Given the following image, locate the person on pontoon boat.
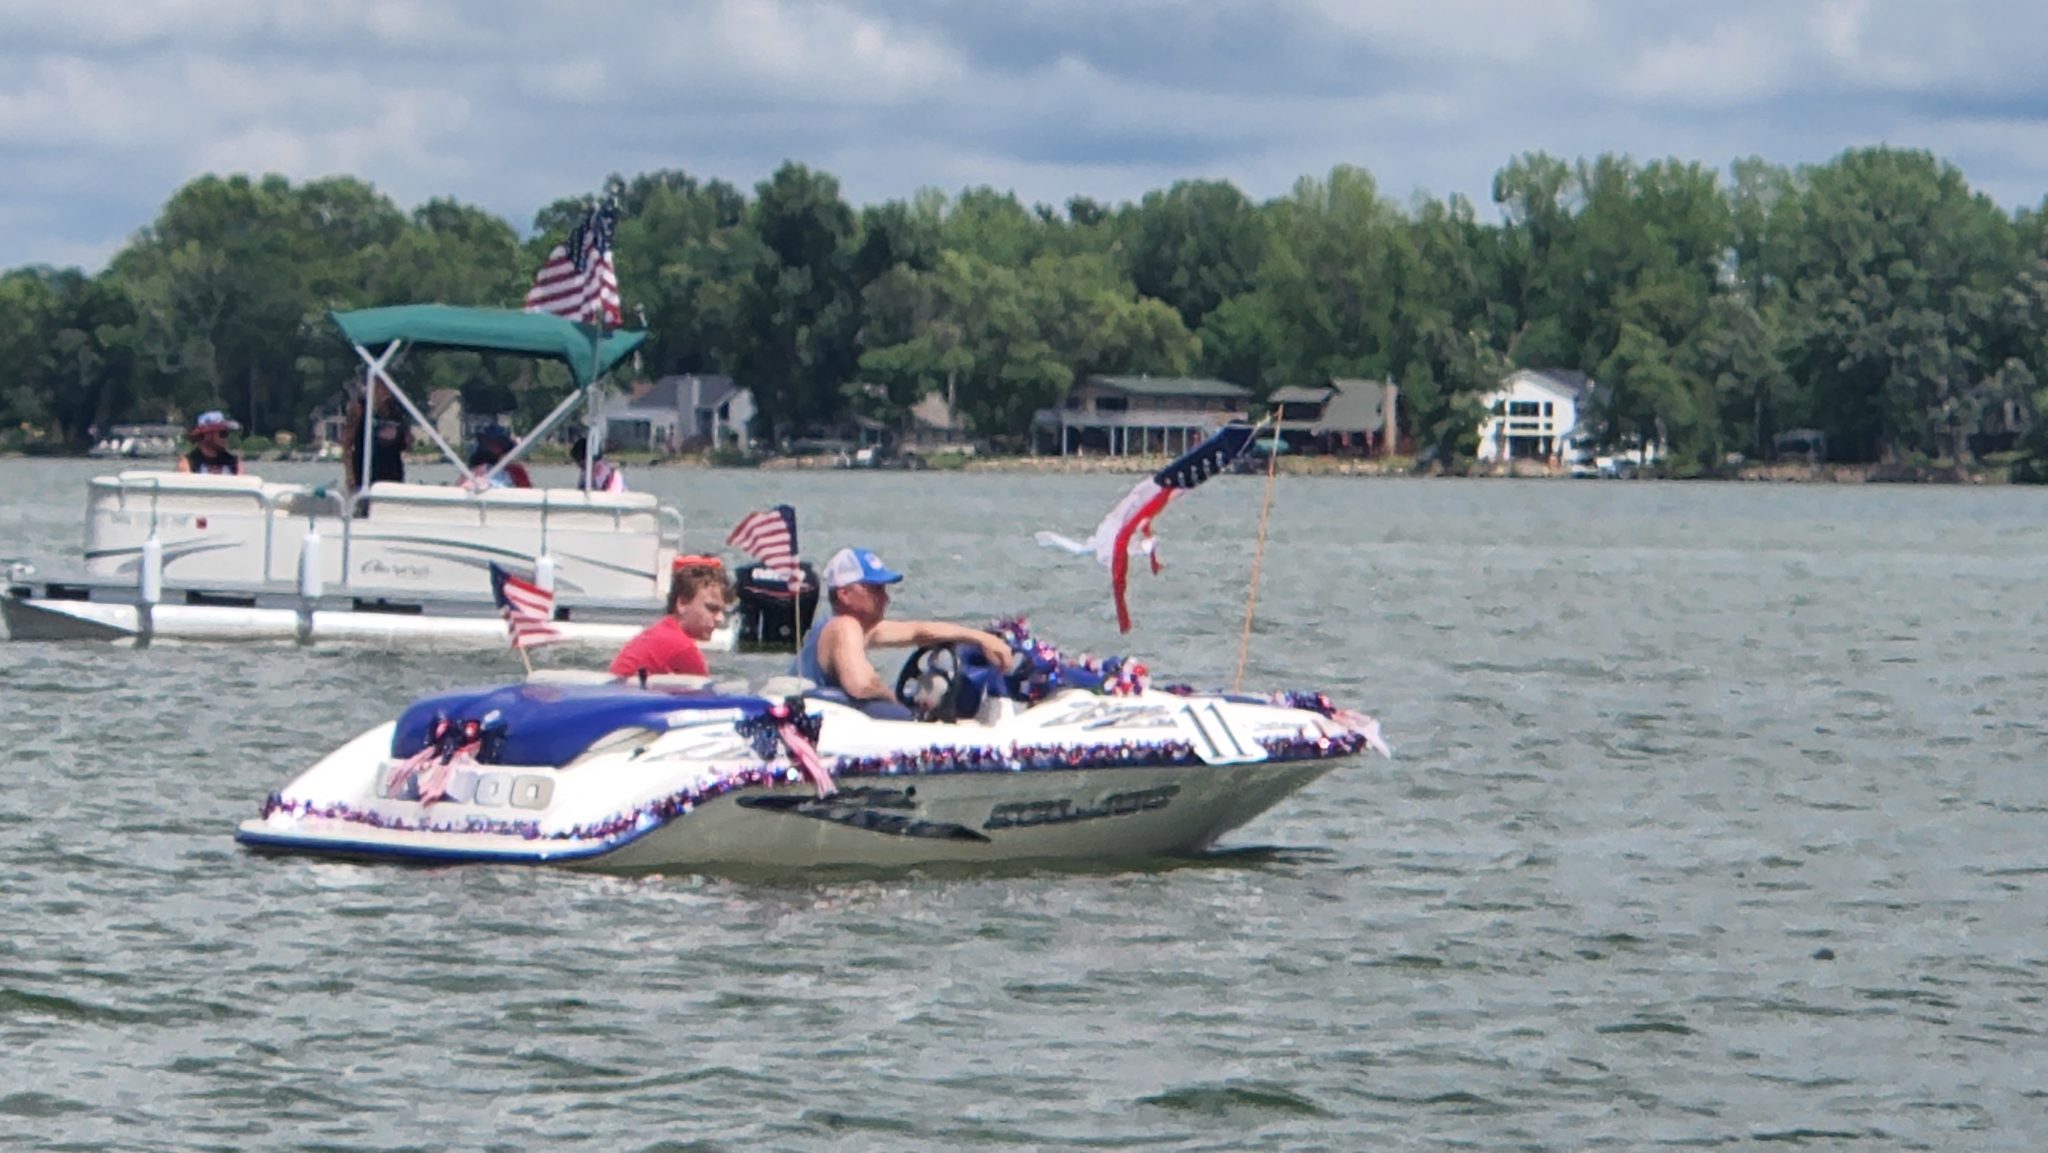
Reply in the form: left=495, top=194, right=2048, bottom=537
left=570, top=435, right=626, bottom=493
left=342, top=380, right=412, bottom=506
left=609, top=556, right=733, bottom=680
left=465, top=425, right=532, bottom=490
left=797, top=547, right=1013, bottom=719
left=176, top=410, right=242, bottom=475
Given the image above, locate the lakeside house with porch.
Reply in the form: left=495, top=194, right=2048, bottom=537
left=1267, top=378, right=1401, bottom=455
left=1474, top=369, right=1593, bottom=465
left=599, top=374, right=754, bottom=452
left=1033, top=374, right=1251, bottom=456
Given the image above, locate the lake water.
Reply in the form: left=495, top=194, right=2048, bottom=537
left=2, top=458, right=2044, bottom=1151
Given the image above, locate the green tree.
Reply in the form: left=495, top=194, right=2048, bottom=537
left=1774, top=147, right=2012, bottom=463
left=1121, top=179, right=1267, bottom=331
left=738, top=162, right=858, bottom=441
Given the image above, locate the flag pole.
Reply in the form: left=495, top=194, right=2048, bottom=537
left=586, top=219, right=603, bottom=491
left=1232, top=418, right=1283, bottom=692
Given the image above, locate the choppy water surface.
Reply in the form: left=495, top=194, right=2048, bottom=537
left=2, top=458, right=2045, bottom=1151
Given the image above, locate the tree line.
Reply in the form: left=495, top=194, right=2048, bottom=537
left=6, top=146, right=2048, bottom=476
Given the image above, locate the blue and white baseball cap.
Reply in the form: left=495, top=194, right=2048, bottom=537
left=822, top=547, right=904, bottom=590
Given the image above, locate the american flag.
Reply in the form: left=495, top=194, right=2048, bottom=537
left=1034, top=422, right=1260, bottom=633
left=489, top=562, right=563, bottom=649
left=727, top=505, right=799, bottom=580
left=523, top=201, right=622, bottom=327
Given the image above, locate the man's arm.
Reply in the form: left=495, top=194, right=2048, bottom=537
left=868, top=619, right=1014, bottom=671
left=818, top=616, right=891, bottom=700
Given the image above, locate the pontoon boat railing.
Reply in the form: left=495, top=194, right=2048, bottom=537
left=101, top=474, right=284, bottom=575
left=98, top=473, right=677, bottom=596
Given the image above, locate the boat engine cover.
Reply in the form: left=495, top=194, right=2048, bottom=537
left=392, top=683, right=767, bottom=768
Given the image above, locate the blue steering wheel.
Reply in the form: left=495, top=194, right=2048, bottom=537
left=894, top=643, right=1023, bottom=722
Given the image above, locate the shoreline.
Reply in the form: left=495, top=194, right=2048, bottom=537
left=745, top=453, right=2011, bottom=484
left=0, top=449, right=2011, bottom=484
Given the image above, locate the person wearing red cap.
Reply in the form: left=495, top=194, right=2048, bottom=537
left=177, top=411, right=242, bottom=475
left=609, top=557, right=733, bottom=679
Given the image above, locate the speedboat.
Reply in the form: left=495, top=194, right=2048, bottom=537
left=3, top=305, right=733, bottom=652
left=235, top=634, right=1390, bottom=871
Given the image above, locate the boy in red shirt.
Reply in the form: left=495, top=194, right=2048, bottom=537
left=609, top=557, right=732, bottom=678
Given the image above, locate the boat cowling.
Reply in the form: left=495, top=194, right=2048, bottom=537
left=393, top=683, right=775, bottom=769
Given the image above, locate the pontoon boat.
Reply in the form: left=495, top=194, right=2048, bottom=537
left=3, top=306, right=732, bottom=651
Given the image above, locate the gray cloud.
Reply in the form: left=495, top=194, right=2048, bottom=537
left=2, top=0, right=2047, bottom=270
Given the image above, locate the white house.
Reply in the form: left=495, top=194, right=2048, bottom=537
left=1474, top=369, right=1592, bottom=465
left=599, top=374, right=755, bottom=452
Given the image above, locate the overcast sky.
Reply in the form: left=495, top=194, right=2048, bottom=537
left=4, top=0, right=2047, bottom=271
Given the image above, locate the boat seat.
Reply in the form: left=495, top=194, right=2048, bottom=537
left=526, top=669, right=716, bottom=692
left=644, top=673, right=713, bottom=690
left=755, top=675, right=816, bottom=699
left=527, top=669, right=617, bottom=685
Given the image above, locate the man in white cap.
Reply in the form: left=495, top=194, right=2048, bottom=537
left=797, top=546, right=1013, bottom=714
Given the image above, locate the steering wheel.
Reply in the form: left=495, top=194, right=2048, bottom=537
left=894, top=642, right=1024, bottom=722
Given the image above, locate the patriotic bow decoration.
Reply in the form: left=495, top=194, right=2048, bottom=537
left=736, top=698, right=834, bottom=797
left=1034, top=422, right=1260, bottom=632
left=385, top=715, right=495, bottom=805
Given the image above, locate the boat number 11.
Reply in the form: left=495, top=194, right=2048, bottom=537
left=1177, top=703, right=1266, bottom=764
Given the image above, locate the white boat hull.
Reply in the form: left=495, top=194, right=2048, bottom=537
left=6, top=468, right=726, bottom=652
left=1, top=594, right=736, bottom=651
left=236, top=686, right=1385, bottom=872
left=240, top=759, right=1341, bottom=869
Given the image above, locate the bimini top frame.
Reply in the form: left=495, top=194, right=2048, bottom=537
left=328, top=305, right=649, bottom=493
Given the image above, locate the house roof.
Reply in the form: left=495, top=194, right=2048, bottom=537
left=687, top=375, right=741, bottom=412
left=1268, top=385, right=1335, bottom=406
left=621, top=374, right=741, bottom=414
left=1506, top=368, right=1592, bottom=400
left=910, top=392, right=957, bottom=431
left=1313, top=379, right=1392, bottom=434
left=1088, top=374, right=1251, bottom=400
left=427, top=388, right=461, bottom=421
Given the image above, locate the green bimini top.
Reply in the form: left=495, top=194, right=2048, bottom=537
left=329, top=305, right=647, bottom=390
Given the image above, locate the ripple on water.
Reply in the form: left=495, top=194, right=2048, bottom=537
left=1138, top=1081, right=1334, bottom=1119
left=0, top=1091, right=92, bottom=1118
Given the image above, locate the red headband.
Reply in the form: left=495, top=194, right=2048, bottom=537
left=672, top=554, right=725, bottom=571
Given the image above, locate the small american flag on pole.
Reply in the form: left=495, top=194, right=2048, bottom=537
left=489, top=562, right=563, bottom=649
left=727, top=505, right=799, bottom=579
left=523, top=200, right=622, bottom=327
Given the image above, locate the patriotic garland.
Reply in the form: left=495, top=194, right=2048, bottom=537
left=990, top=616, right=1150, bottom=700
